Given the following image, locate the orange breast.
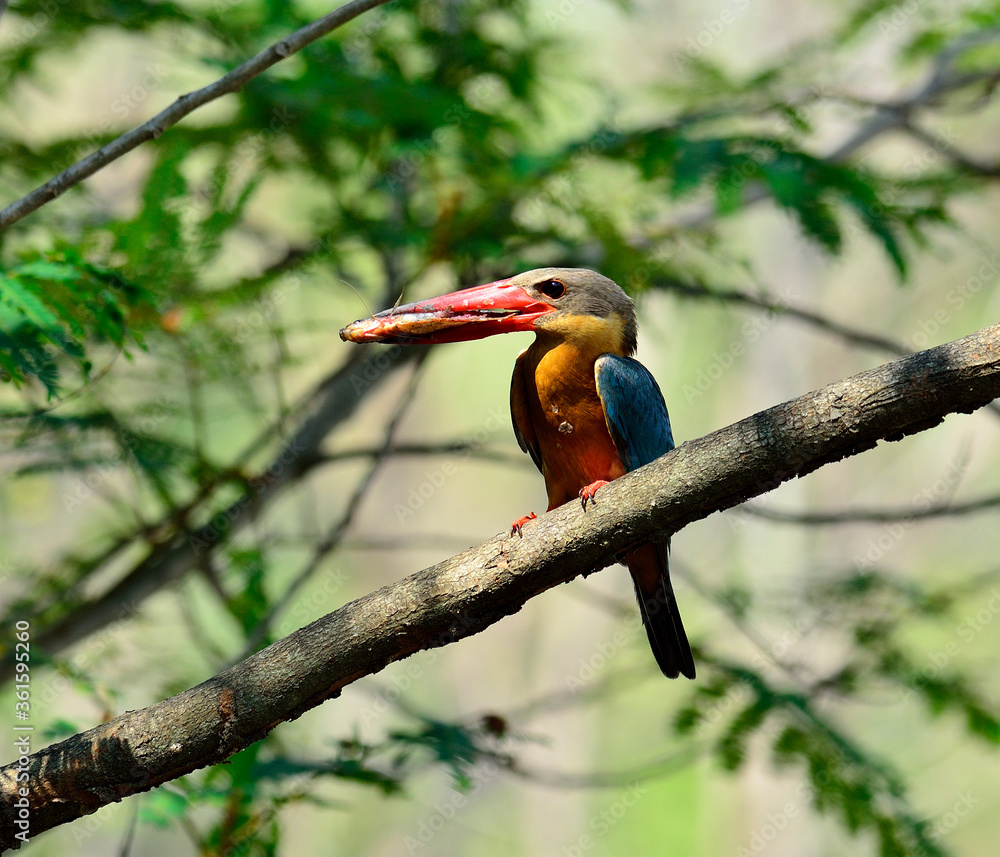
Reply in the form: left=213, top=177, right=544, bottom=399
left=520, top=339, right=626, bottom=510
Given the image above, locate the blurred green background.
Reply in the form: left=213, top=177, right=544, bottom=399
left=1, top=0, right=999, bottom=854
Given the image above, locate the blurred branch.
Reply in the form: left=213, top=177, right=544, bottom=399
left=740, top=493, right=1000, bottom=525
left=656, top=277, right=907, bottom=354
left=507, top=746, right=705, bottom=789
left=679, top=563, right=825, bottom=690
left=900, top=122, right=1000, bottom=178
left=240, top=353, right=431, bottom=654
left=320, top=442, right=524, bottom=465
left=2, top=322, right=999, bottom=846
left=0, top=0, right=392, bottom=230
left=342, top=534, right=484, bottom=552
left=648, top=31, right=1000, bottom=235
left=1, top=345, right=425, bottom=680
left=501, top=662, right=656, bottom=722
left=657, top=276, right=1000, bottom=422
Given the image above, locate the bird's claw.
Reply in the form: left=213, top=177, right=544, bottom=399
left=510, top=512, right=537, bottom=537
left=579, top=480, right=610, bottom=510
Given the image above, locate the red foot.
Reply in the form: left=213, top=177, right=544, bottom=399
left=510, top=512, right=537, bottom=537
left=579, top=480, right=610, bottom=510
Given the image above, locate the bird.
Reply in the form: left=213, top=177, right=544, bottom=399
left=340, top=268, right=695, bottom=679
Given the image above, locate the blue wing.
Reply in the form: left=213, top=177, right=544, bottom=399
left=596, top=355, right=693, bottom=678
left=594, top=354, right=674, bottom=472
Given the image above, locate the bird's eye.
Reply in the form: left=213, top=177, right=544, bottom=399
left=539, top=279, right=565, bottom=299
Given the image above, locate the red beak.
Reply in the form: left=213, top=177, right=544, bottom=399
left=339, top=278, right=556, bottom=344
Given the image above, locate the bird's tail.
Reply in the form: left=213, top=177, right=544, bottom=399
left=625, top=541, right=695, bottom=679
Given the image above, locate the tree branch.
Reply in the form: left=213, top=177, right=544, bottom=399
left=648, top=32, right=1000, bottom=234
left=239, top=353, right=431, bottom=655
left=2, top=345, right=425, bottom=679
left=655, top=276, right=1000, bottom=422
left=0, top=0, right=391, bottom=231
left=655, top=277, right=909, bottom=355
left=739, top=493, right=1000, bottom=525
left=901, top=121, right=1000, bottom=178
left=2, top=323, right=998, bottom=849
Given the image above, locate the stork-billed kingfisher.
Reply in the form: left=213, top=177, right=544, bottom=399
left=340, top=268, right=695, bottom=679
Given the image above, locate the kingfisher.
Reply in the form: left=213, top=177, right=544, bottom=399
left=340, top=268, right=695, bottom=679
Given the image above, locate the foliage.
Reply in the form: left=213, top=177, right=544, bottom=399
left=140, top=716, right=512, bottom=853
left=0, top=251, right=153, bottom=396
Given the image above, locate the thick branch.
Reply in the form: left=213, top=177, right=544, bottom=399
left=0, top=0, right=391, bottom=231
left=2, top=323, right=998, bottom=849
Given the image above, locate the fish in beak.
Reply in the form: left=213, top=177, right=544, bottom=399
left=339, top=278, right=558, bottom=345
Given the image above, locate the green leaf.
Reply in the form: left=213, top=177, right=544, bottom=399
left=0, top=252, right=154, bottom=397
left=140, top=789, right=191, bottom=827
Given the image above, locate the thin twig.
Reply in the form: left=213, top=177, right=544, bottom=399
left=319, top=442, right=525, bottom=465
left=657, top=277, right=907, bottom=354
left=646, top=34, right=1000, bottom=236
left=117, top=797, right=140, bottom=857
left=901, top=122, right=1000, bottom=178
left=507, top=745, right=706, bottom=789
left=739, top=493, right=1000, bottom=525
left=3, top=345, right=424, bottom=676
left=240, top=354, right=431, bottom=655
left=658, top=276, right=1000, bottom=422
left=0, top=0, right=392, bottom=230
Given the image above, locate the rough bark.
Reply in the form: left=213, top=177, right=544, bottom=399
left=1, top=323, right=998, bottom=850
